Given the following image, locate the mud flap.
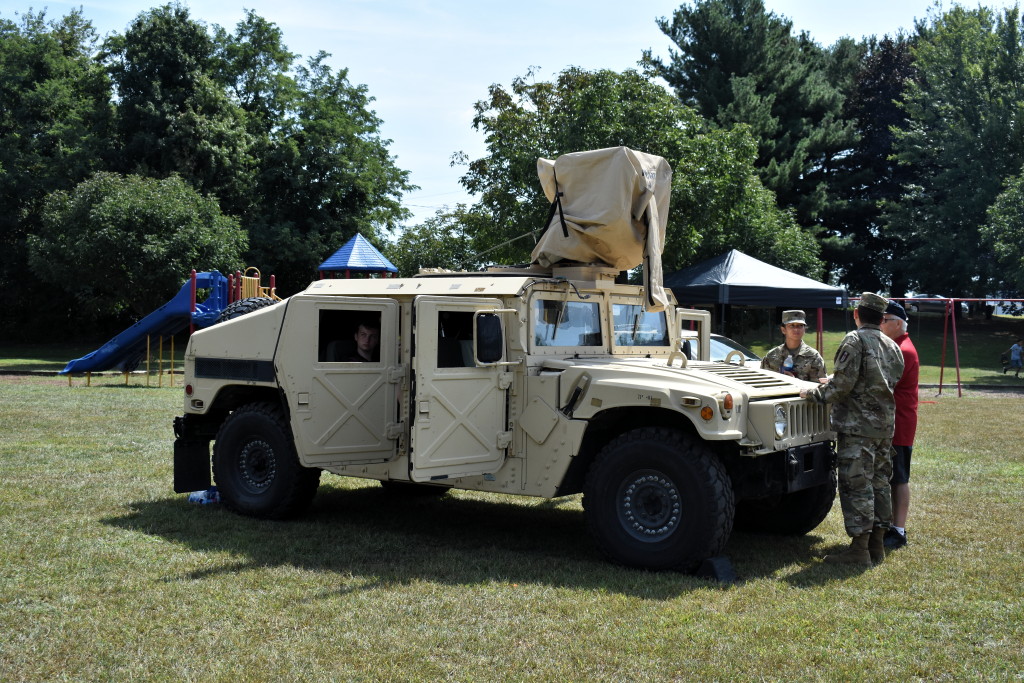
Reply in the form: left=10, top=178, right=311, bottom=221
left=173, top=438, right=211, bottom=493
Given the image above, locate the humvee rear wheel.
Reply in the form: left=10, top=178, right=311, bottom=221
left=583, top=427, right=734, bottom=571
left=213, top=402, right=320, bottom=519
left=734, top=469, right=837, bottom=535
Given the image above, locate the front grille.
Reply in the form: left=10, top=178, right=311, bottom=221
left=194, top=357, right=275, bottom=382
left=787, top=400, right=830, bottom=438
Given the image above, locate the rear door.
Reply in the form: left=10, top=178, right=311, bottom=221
left=411, top=296, right=510, bottom=482
left=277, top=295, right=402, bottom=467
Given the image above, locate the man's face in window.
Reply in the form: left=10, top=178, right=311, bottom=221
left=354, top=324, right=380, bottom=360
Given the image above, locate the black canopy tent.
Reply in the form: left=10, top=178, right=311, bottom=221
left=664, top=249, right=847, bottom=349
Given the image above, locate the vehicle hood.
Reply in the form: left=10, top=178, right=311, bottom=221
left=539, top=355, right=813, bottom=400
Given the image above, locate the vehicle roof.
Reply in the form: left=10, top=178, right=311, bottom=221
left=302, top=273, right=653, bottom=299
left=304, top=275, right=539, bottom=298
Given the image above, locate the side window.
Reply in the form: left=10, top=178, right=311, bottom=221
left=318, top=310, right=382, bottom=363
left=533, top=299, right=603, bottom=347
left=612, top=304, right=669, bottom=347
left=436, top=310, right=475, bottom=368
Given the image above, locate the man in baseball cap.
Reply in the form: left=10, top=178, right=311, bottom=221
left=800, top=293, right=905, bottom=566
left=879, top=299, right=918, bottom=550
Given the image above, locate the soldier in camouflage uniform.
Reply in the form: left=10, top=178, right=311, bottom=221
left=761, top=309, right=827, bottom=382
left=800, top=293, right=904, bottom=566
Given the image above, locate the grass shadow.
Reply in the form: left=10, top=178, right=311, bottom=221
left=104, top=482, right=843, bottom=596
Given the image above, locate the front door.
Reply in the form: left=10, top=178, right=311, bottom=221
left=411, top=296, right=509, bottom=481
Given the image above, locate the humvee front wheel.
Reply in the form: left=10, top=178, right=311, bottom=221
left=213, top=402, right=320, bottom=519
left=583, top=427, right=734, bottom=571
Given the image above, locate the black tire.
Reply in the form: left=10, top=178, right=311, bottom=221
left=733, top=469, right=837, bottom=535
left=582, top=427, right=735, bottom=571
left=212, top=402, right=320, bottom=519
left=379, top=480, right=451, bottom=498
left=215, top=296, right=277, bottom=324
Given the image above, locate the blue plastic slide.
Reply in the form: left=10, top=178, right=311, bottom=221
left=60, top=271, right=229, bottom=375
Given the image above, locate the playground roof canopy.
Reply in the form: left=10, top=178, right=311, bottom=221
left=665, top=249, right=847, bottom=308
left=318, top=233, right=398, bottom=274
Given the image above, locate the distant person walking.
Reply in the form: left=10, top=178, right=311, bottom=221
left=761, top=310, right=827, bottom=382
left=800, top=293, right=904, bottom=566
left=880, top=301, right=919, bottom=550
left=1006, top=338, right=1023, bottom=378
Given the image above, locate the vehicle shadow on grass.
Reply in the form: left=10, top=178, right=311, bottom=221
left=104, top=483, right=844, bottom=597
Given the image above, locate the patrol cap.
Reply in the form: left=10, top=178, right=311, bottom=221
left=886, top=300, right=908, bottom=321
left=858, top=292, right=889, bottom=313
left=782, top=310, right=807, bottom=325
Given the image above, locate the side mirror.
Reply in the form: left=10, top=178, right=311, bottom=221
left=475, top=313, right=504, bottom=364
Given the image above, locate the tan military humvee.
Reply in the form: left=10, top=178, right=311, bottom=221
left=173, top=148, right=837, bottom=571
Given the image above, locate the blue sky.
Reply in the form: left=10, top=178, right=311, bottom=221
left=3, top=0, right=1020, bottom=226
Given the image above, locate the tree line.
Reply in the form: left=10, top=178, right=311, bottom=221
left=0, top=4, right=411, bottom=338
left=3, top=1, right=1023, bottom=340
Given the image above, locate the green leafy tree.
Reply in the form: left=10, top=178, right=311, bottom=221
left=886, top=5, right=1024, bottom=297
left=101, top=6, right=413, bottom=294
left=28, top=172, right=247, bottom=320
left=101, top=3, right=256, bottom=216
left=648, top=0, right=854, bottom=228
left=0, top=9, right=113, bottom=334
left=456, top=66, right=821, bottom=276
left=823, top=35, right=916, bottom=294
left=386, top=206, right=481, bottom=276
left=982, top=173, right=1024, bottom=294
left=245, top=52, right=415, bottom=291
left=211, top=10, right=298, bottom=137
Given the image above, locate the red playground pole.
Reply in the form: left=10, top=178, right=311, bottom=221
left=950, top=300, right=962, bottom=397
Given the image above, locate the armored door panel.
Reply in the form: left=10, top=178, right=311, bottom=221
left=277, top=296, right=401, bottom=466
left=411, top=296, right=508, bottom=481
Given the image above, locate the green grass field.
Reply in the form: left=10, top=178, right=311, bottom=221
left=1, top=367, right=1022, bottom=679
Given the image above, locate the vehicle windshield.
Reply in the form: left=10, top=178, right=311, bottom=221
left=611, top=304, right=669, bottom=347
left=533, top=299, right=603, bottom=347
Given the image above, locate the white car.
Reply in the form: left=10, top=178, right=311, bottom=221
left=681, top=332, right=762, bottom=369
left=906, top=294, right=969, bottom=315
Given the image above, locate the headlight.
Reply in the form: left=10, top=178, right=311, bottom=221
left=774, top=404, right=788, bottom=439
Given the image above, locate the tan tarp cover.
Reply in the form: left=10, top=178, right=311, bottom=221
left=530, top=146, right=672, bottom=311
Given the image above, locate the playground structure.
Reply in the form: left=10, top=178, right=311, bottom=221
left=61, top=267, right=279, bottom=385
left=855, top=295, right=1024, bottom=397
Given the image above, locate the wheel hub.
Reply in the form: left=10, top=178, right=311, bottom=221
left=239, top=439, right=276, bottom=490
left=618, top=470, right=681, bottom=542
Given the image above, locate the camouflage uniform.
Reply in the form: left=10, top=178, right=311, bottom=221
left=805, top=296, right=905, bottom=537
left=761, top=342, right=827, bottom=382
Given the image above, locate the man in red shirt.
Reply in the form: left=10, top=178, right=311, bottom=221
left=880, top=300, right=919, bottom=549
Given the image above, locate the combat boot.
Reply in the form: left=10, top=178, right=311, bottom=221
left=869, top=526, right=887, bottom=564
left=824, top=532, right=872, bottom=566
